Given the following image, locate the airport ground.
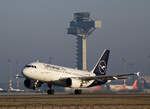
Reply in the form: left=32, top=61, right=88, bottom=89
left=0, top=93, right=150, bottom=109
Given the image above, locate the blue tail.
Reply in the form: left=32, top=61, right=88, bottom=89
left=92, top=49, right=110, bottom=76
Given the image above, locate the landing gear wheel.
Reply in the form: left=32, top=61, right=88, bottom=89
left=33, top=86, right=36, bottom=90
left=47, top=89, right=54, bottom=95
left=74, top=89, right=82, bottom=94
left=47, top=84, right=54, bottom=95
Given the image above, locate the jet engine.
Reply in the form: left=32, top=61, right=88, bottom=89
left=24, top=78, right=42, bottom=90
left=66, top=78, right=82, bottom=88
left=51, top=78, right=82, bottom=88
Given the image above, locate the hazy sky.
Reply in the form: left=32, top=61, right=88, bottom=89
left=0, top=0, right=150, bottom=83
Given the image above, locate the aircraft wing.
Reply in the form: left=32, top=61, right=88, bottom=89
left=74, top=72, right=140, bottom=81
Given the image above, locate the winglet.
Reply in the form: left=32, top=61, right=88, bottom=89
left=133, top=80, right=138, bottom=89
left=136, top=72, right=140, bottom=77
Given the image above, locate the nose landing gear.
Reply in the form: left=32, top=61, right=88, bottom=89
left=47, top=89, right=54, bottom=95
left=74, top=89, right=82, bottom=94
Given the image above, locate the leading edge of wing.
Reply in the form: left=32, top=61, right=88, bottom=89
left=76, top=72, right=140, bottom=81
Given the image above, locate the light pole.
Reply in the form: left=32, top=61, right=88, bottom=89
left=148, top=54, right=150, bottom=76
left=121, top=57, right=126, bottom=74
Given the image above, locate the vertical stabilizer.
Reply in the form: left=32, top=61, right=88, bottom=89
left=92, top=49, right=110, bottom=75
left=133, top=80, right=138, bottom=89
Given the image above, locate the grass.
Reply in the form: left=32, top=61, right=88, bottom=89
left=0, top=94, right=150, bottom=109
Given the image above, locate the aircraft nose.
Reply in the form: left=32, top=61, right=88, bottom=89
left=22, top=68, right=31, bottom=78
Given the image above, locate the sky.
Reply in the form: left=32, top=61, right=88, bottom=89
left=0, top=0, right=150, bottom=84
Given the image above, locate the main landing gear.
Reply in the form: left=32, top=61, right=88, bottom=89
left=47, top=89, right=54, bottom=95
left=74, top=89, right=82, bottom=94
left=47, top=84, right=55, bottom=95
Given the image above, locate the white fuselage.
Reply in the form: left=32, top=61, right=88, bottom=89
left=22, top=62, right=95, bottom=88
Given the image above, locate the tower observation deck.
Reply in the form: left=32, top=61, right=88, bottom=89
left=68, top=12, right=101, bottom=70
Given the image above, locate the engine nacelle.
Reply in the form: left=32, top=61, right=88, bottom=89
left=24, top=79, right=42, bottom=89
left=66, top=78, right=82, bottom=88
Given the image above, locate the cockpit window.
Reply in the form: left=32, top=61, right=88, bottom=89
left=25, top=65, right=36, bottom=68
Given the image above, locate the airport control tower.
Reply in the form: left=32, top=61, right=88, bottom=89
left=68, top=12, right=101, bottom=70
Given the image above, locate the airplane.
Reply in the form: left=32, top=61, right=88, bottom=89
left=107, top=80, right=138, bottom=92
left=8, top=87, right=24, bottom=92
left=0, top=88, right=7, bottom=92
left=22, top=49, right=139, bottom=95
left=8, top=81, right=24, bottom=92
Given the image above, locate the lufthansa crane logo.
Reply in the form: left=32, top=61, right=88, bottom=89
left=98, top=60, right=107, bottom=74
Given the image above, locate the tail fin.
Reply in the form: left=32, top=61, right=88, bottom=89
left=92, top=49, right=110, bottom=75
left=132, top=80, right=138, bottom=89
